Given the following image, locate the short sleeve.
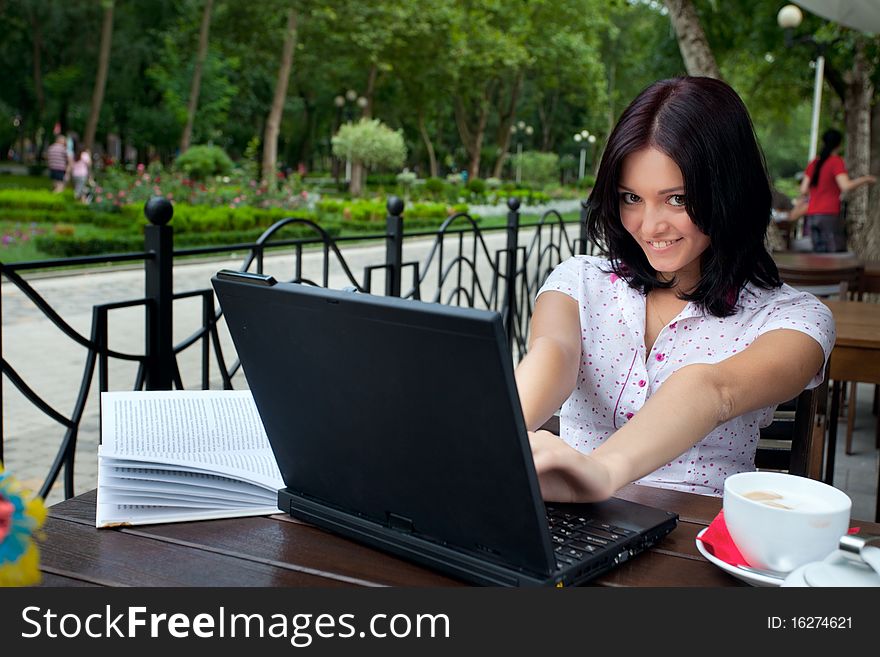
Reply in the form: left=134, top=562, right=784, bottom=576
left=805, top=159, right=816, bottom=179
left=756, top=288, right=836, bottom=389
left=828, top=155, right=847, bottom=178
left=537, top=257, right=583, bottom=303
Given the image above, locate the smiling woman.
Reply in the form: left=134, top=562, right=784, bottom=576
left=514, top=77, right=834, bottom=504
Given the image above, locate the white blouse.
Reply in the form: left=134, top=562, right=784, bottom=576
left=537, top=255, right=835, bottom=496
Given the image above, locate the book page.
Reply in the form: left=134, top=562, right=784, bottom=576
left=100, top=390, right=284, bottom=488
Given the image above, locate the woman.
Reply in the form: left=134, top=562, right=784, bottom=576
left=800, top=128, right=876, bottom=253
left=515, top=77, right=834, bottom=503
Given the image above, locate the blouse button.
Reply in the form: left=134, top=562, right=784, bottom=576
left=656, top=353, right=665, bottom=362
left=625, top=412, right=634, bottom=420
left=638, top=379, right=646, bottom=387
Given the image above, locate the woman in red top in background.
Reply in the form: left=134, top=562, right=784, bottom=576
left=800, top=128, right=876, bottom=252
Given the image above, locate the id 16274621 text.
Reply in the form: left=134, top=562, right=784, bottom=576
left=767, top=617, right=852, bottom=630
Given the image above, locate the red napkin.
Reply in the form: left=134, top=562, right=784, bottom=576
left=697, top=510, right=749, bottom=567
left=697, top=510, right=862, bottom=569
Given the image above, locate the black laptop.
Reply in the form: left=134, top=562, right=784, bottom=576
left=212, top=270, right=678, bottom=586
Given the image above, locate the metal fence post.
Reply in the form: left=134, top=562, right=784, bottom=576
left=504, top=197, right=521, bottom=347
left=385, top=196, right=404, bottom=297
left=144, top=196, right=174, bottom=390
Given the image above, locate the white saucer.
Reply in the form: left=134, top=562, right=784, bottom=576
left=781, top=564, right=810, bottom=587
left=695, top=528, right=782, bottom=587
left=803, top=550, right=880, bottom=587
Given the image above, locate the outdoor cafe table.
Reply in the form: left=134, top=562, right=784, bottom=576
left=821, top=299, right=880, bottom=520
left=36, top=485, right=880, bottom=587
left=772, top=252, right=880, bottom=293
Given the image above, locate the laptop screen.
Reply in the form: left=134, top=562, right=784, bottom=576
left=214, top=275, right=556, bottom=574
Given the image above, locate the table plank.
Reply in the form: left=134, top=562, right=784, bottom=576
left=38, top=515, right=355, bottom=587
left=48, top=491, right=463, bottom=587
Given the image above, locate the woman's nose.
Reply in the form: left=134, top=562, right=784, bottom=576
left=640, top=204, right=670, bottom=235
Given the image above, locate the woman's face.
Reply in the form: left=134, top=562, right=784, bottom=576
left=618, top=147, right=710, bottom=291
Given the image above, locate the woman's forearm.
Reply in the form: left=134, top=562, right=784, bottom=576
left=839, top=174, right=875, bottom=193
left=589, top=363, right=727, bottom=494
left=514, top=336, right=579, bottom=431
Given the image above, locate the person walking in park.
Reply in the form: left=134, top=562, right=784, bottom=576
left=46, top=134, right=70, bottom=193
left=515, top=77, right=833, bottom=503
left=70, top=143, right=93, bottom=202
left=799, top=128, right=876, bottom=253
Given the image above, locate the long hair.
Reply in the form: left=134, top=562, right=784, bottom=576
left=809, top=129, right=842, bottom=188
left=586, top=76, right=780, bottom=317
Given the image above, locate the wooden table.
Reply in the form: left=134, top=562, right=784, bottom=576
left=773, top=252, right=880, bottom=293
left=36, top=486, right=879, bottom=587
left=822, top=300, right=880, bottom=520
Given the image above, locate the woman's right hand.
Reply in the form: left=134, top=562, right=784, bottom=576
left=527, top=430, right=614, bottom=503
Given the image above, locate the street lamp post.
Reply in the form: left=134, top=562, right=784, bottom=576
left=777, top=3, right=825, bottom=162
left=510, top=121, right=533, bottom=184
left=574, top=129, right=594, bottom=180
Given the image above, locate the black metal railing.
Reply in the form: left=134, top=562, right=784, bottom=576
left=0, top=195, right=593, bottom=499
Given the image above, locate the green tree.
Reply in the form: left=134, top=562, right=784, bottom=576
left=331, top=118, right=406, bottom=195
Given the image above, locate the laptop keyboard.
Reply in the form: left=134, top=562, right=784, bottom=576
left=546, top=506, right=636, bottom=571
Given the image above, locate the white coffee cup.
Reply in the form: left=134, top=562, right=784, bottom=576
left=723, top=471, right=851, bottom=573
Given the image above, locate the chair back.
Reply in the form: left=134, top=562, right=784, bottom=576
left=755, top=363, right=830, bottom=479
left=776, top=263, right=864, bottom=299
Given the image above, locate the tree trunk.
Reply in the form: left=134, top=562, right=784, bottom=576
left=28, top=8, right=45, bottom=123
left=662, top=0, right=721, bottom=79
left=347, top=63, right=379, bottom=191
left=362, top=64, right=378, bottom=119
left=417, top=109, right=438, bottom=178
left=539, top=89, right=558, bottom=152
left=83, top=0, right=115, bottom=153
left=261, top=8, right=298, bottom=188
left=491, top=73, right=523, bottom=179
left=844, top=40, right=875, bottom=259
left=349, top=159, right=364, bottom=196
left=180, top=0, right=214, bottom=154
left=454, top=87, right=492, bottom=180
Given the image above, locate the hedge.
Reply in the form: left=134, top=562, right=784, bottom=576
left=33, top=222, right=343, bottom=258
left=0, top=189, right=68, bottom=210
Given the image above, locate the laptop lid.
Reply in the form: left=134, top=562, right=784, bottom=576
left=212, top=272, right=556, bottom=576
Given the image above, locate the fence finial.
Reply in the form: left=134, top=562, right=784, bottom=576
left=144, top=196, right=174, bottom=226
left=507, top=197, right=521, bottom=211
left=386, top=195, right=404, bottom=216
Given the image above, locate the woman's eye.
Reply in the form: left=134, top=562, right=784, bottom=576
left=668, top=194, right=686, bottom=207
left=620, top=192, right=641, bottom=205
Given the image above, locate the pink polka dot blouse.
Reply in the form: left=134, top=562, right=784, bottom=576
left=538, top=255, right=836, bottom=497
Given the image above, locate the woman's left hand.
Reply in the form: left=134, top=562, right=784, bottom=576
left=527, top=430, right=613, bottom=503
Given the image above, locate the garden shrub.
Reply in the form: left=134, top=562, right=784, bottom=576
left=466, top=178, right=487, bottom=196
left=520, top=151, right=559, bottom=185
left=173, top=145, right=234, bottom=180
left=423, top=177, right=445, bottom=196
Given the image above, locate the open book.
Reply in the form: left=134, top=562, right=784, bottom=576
left=96, top=390, right=285, bottom=528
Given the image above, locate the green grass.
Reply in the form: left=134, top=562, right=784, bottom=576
left=0, top=221, right=53, bottom=262
left=0, top=174, right=53, bottom=190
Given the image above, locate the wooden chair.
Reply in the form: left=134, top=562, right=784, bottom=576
left=776, top=264, right=865, bottom=456
left=755, top=371, right=829, bottom=479
left=776, top=262, right=864, bottom=299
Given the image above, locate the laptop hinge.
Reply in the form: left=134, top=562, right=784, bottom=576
left=386, top=512, right=414, bottom=532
